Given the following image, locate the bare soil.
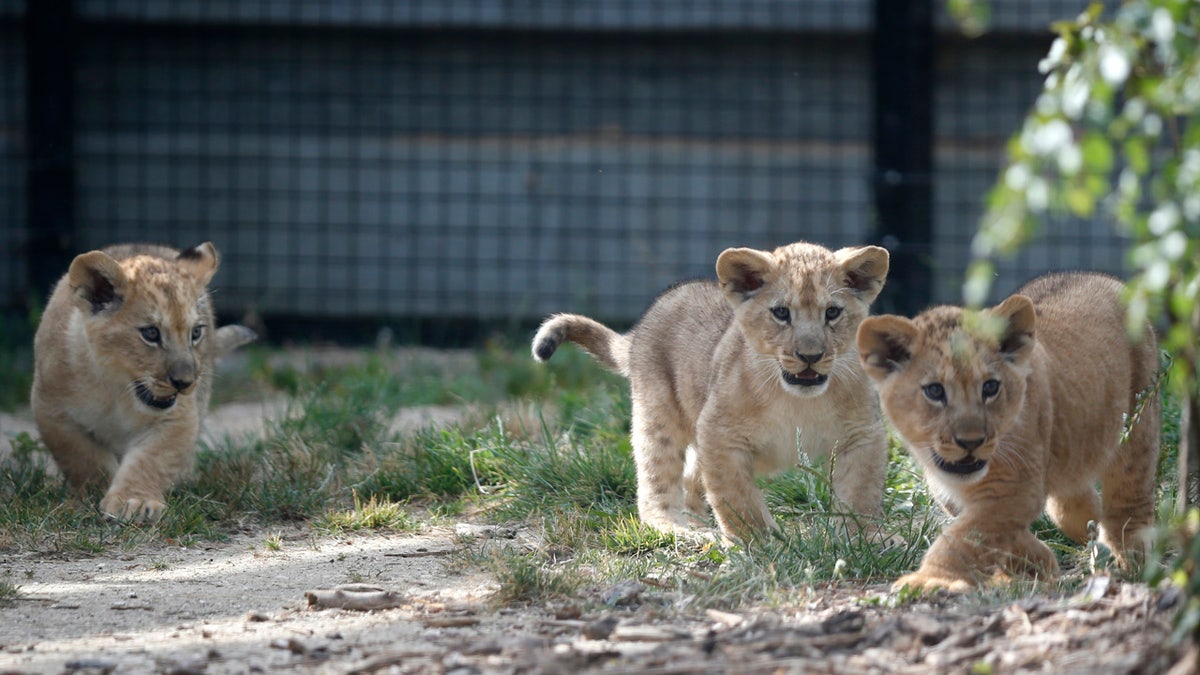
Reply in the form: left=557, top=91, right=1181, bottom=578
left=1, top=400, right=1197, bottom=674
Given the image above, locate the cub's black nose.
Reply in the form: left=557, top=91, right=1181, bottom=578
left=954, top=436, right=984, bottom=452
left=169, top=376, right=193, bottom=392
left=796, top=352, right=824, bottom=365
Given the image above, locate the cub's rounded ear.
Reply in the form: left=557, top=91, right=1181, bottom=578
left=177, top=241, right=220, bottom=284
left=835, top=245, right=889, bottom=303
left=68, top=250, right=128, bottom=314
left=856, top=315, right=917, bottom=381
left=716, top=247, right=775, bottom=301
left=990, top=294, right=1036, bottom=362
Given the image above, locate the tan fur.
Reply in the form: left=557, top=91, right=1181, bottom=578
left=31, top=242, right=256, bottom=522
left=857, top=272, right=1161, bottom=591
left=533, top=241, right=891, bottom=542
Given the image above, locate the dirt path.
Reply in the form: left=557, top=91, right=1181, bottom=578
left=1, top=527, right=496, bottom=673
left=1, top=524, right=1193, bottom=674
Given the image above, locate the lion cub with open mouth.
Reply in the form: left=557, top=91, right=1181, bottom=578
left=533, top=241, right=890, bottom=543
left=857, top=272, right=1160, bottom=592
left=32, top=242, right=256, bottom=522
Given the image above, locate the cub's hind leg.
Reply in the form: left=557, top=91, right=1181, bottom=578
left=1099, top=392, right=1161, bottom=565
left=682, top=448, right=710, bottom=523
left=629, top=394, right=696, bottom=536
left=1045, top=488, right=1101, bottom=544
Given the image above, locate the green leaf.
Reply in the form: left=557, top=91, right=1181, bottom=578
left=1081, top=132, right=1115, bottom=173
left=1124, top=137, right=1151, bottom=174
left=1066, top=185, right=1096, bottom=216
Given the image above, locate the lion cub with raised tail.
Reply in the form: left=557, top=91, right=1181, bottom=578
left=533, top=241, right=891, bottom=543
left=857, top=272, right=1160, bottom=592
left=32, top=242, right=256, bottom=522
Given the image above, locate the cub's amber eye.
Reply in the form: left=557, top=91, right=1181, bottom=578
left=982, top=379, right=1001, bottom=399
left=139, top=326, right=161, bottom=344
left=770, top=306, right=791, bottom=323
left=922, top=383, right=946, bottom=402
left=825, top=306, right=842, bottom=322
left=191, top=325, right=205, bottom=343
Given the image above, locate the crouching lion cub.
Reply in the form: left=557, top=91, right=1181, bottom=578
left=32, top=242, right=256, bottom=521
left=857, top=272, right=1160, bottom=592
left=533, top=241, right=891, bottom=543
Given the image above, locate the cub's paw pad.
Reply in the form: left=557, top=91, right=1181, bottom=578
left=891, top=572, right=972, bottom=595
left=100, top=495, right=167, bottom=523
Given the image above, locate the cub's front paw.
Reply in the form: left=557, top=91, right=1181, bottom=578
left=892, top=571, right=972, bottom=594
left=100, top=493, right=167, bottom=522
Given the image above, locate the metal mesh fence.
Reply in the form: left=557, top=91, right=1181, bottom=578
left=0, top=4, right=24, bottom=308
left=931, top=12, right=1130, bottom=303
left=3, top=0, right=1132, bottom=337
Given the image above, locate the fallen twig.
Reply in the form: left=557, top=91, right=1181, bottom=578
left=305, top=584, right=406, bottom=611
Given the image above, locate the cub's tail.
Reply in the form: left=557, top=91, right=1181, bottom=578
left=532, top=313, right=630, bottom=377
left=213, top=324, right=258, bottom=359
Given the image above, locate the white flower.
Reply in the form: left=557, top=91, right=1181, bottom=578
left=1057, top=144, right=1082, bottom=175
left=1148, top=203, right=1179, bottom=236
left=1123, top=97, right=1146, bottom=123
left=1062, top=65, right=1090, bottom=119
left=1027, top=177, right=1049, bottom=212
left=1151, top=8, right=1175, bottom=44
left=1161, top=230, right=1188, bottom=261
left=1144, top=259, right=1170, bottom=292
left=1005, top=163, right=1031, bottom=190
left=1184, top=195, right=1200, bottom=222
left=1144, top=114, right=1163, bottom=137
left=1030, top=119, right=1073, bottom=156
left=1099, top=44, right=1130, bottom=85
left=1039, top=38, right=1068, bottom=73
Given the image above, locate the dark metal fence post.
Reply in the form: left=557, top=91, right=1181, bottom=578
left=25, top=0, right=76, bottom=303
left=872, top=0, right=934, bottom=315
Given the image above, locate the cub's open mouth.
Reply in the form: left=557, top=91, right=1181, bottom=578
left=781, top=368, right=828, bottom=387
left=135, top=383, right=178, bottom=410
left=931, top=451, right=987, bottom=476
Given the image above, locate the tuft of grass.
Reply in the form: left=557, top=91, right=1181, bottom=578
left=316, top=492, right=416, bottom=533
left=491, top=411, right=637, bottom=520
left=599, top=515, right=679, bottom=555
left=358, top=428, right=500, bottom=502
left=0, top=575, right=20, bottom=607
left=487, top=548, right=586, bottom=605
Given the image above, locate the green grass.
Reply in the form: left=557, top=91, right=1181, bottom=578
left=0, top=339, right=1188, bottom=614
left=0, top=575, right=19, bottom=607
left=316, top=492, right=418, bottom=533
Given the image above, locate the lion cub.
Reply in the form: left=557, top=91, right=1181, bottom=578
left=533, top=241, right=891, bottom=542
left=32, top=242, right=256, bottom=521
left=857, top=272, right=1160, bottom=591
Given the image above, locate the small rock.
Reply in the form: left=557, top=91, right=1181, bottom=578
left=601, top=580, right=645, bottom=606
left=64, top=660, right=118, bottom=674
left=583, top=616, right=620, bottom=640
left=555, top=605, right=582, bottom=620
left=611, top=624, right=688, bottom=642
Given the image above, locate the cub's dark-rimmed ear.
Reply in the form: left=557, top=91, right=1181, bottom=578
left=835, top=245, right=889, bottom=304
left=716, top=247, right=776, bottom=302
left=856, top=315, right=917, bottom=381
left=177, top=241, right=220, bottom=285
left=990, top=294, right=1036, bottom=363
left=68, top=250, right=128, bottom=314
